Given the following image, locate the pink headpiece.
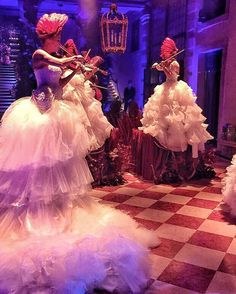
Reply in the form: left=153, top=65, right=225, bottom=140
left=36, top=13, right=68, bottom=39
left=160, top=37, right=178, bottom=60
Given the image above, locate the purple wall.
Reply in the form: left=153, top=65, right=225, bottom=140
left=185, top=0, right=236, bottom=153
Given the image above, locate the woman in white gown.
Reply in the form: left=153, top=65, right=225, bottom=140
left=140, top=38, right=213, bottom=158
left=222, top=155, right=236, bottom=216
left=62, top=39, right=113, bottom=151
left=0, top=13, right=159, bottom=293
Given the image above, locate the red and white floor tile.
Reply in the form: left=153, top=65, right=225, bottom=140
left=90, top=158, right=236, bottom=293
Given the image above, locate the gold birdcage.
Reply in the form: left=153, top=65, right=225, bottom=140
left=101, top=3, right=128, bottom=53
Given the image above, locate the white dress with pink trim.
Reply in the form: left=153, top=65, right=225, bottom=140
left=0, top=65, right=159, bottom=293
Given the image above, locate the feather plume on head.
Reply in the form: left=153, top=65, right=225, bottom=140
left=160, top=37, right=178, bottom=60
left=36, top=13, right=68, bottom=39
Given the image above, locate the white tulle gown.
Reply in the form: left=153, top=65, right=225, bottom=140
left=0, top=64, right=159, bottom=293
left=222, top=154, right=236, bottom=216
left=63, top=69, right=113, bottom=151
left=139, top=60, right=213, bottom=158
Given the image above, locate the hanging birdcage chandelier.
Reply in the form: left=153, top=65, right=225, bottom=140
left=100, top=3, right=128, bottom=53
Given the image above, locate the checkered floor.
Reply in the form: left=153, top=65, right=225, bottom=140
left=90, top=158, right=236, bottom=294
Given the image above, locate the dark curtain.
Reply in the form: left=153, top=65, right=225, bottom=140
left=203, top=49, right=222, bottom=140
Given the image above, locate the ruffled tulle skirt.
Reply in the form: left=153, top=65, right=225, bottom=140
left=63, top=72, right=113, bottom=150
left=140, top=80, right=213, bottom=157
left=0, top=97, right=93, bottom=207
left=0, top=197, right=159, bottom=293
left=222, top=154, right=236, bottom=216
left=0, top=97, right=159, bottom=293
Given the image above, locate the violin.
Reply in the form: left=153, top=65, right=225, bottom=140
left=151, top=48, right=185, bottom=69
left=59, top=44, right=108, bottom=76
left=51, top=47, right=84, bottom=71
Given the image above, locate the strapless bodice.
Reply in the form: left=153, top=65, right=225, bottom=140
left=34, top=65, right=62, bottom=88
left=34, top=65, right=63, bottom=100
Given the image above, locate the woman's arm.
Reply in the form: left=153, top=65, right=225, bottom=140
left=32, top=49, right=81, bottom=69
left=84, top=67, right=98, bottom=81
left=152, top=62, right=164, bottom=71
left=59, top=66, right=82, bottom=88
left=157, top=60, right=179, bottom=79
left=153, top=61, right=172, bottom=77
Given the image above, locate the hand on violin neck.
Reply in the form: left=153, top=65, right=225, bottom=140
left=68, top=55, right=84, bottom=64
left=74, top=55, right=84, bottom=62
left=160, top=60, right=169, bottom=68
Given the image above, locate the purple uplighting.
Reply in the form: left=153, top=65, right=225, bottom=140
left=0, top=1, right=236, bottom=293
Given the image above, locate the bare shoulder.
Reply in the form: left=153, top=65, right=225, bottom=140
left=32, top=49, right=47, bottom=69
left=32, top=49, right=47, bottom=59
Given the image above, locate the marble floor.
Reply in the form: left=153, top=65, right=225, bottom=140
left=89, top=157, right=236, bottom=294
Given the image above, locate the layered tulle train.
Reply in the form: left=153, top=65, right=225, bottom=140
left=0, top=198, right=159, bottom=293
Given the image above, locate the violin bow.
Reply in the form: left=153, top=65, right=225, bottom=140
left=151, top=49, right=185, bottom=68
